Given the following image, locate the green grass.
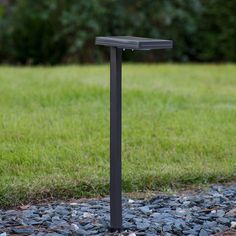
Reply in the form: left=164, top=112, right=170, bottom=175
left=0, top=64, right=236, bottom=207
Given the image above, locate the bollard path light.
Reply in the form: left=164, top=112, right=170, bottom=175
left=95, top=36, right=173, bottom=232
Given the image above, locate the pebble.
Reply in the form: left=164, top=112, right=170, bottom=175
left=231, top=221, right=236, bottom=229
left=216, top=209, right=225, bottom=217
left=128, top=199, right=135, bottom=204
left=11, top=226, right=34, bottom=234
left=139, top=206, right=151, bottom=214
left=128, top=233, right=136, bottom=236
left=226, top=208, right=236, bottom=217
left=199, top=228, right=209, bottom=236
left=0, top=184, right=235, bottom=235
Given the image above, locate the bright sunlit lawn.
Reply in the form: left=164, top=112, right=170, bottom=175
left=0, top=64, right=236, bottom=207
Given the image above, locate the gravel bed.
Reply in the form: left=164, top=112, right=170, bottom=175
left=0, top=185, right=236, bottom=235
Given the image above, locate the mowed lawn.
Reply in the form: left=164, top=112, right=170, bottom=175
left=0, top=64, right=236, bottom=207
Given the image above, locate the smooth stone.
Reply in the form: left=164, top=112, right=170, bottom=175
left=22, top=210, right=37, bottom=217
left=83, top=223, right=94, bottom=230
left=28, top=219, right=44, bottom=225
left=136, top=222, right=150, bottom=230
left=123, top=221, right=134, bottom=229
left=203, top=221, right=217, bottom=228
left=226, top=208, right=236, bottom=217
left=217, top=217, right=231, bottom=225
left=90, top=205, right=103, bottom=209
left=215, top=224, right=228, bottom=232
left=192, top=197, right=204, bottom=204
left=98, top=219, right=108, bottom=228
left=80, top=207, right=90, bottom=212
left=54, top=205, right=66, bottom=211
left=82, top=212, right=93, bottom=218
left=176, top=208, right=187, bottom=214
left=128, top=199, right=135, bottom=204
left=5, top=210, right=18, bottom=216
left=12, top=226, right=35, bottom=235
left=52, top=215, right=61, bottom=222
left=183, top=201, right=191, bottom=207
left=216, top=210, right=225, bottom=217
left=162, top=225, right=172, bottom=232
left=193, top=224, right=202, bottom=231
left=46, top=234, right=64, bottom=236
left=71, top=223, right=89, bottom=234
left=88, top=231, right=98, bottom=235
left=199, top=229, right=209, bottom=236
left=128, top=233, right=136, bottom=236
left=54, top=229, right=70, bottom=235
left=231, top=221, right=236, bottom=229
left=174, top=219, right=186, bottom=230
left=164, top=233, right=172, bottom=236
left=192, top=206, right=200, bottom=211
left=183, top=229, right=198, bottom=235
left=124, top=213, right=136, bottom=219
left=163, top=218, right=175, bottom=225
left=73, top=229, right=89, bottom=235
left=151, top=212, right=162, bottom=218
left=71, top=223, right=80, bottom=230
left=71, top=210, right=78, bottom=218
left=139, top=206, right=151, bottom=214
left=198, top=216, right=210, bottom=220
left=69, top=202, right=78, bottom=206
left=158, top=208, right=171, bottom=213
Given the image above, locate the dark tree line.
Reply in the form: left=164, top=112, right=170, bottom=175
left=0, top=0, right=235, bottom=64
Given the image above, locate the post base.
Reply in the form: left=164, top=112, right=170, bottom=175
left=109, top=227, right=122, bottom=233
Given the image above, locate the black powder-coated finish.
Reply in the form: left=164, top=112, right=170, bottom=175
left=95, top=36, right=172, bottom=232
left=96, top=36, right=173, bottom=50
left=110, top=47, right=122, bottom=231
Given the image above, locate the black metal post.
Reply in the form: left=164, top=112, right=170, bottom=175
left=96, top=36, right=172, bottom=232
left=110, top=46, right=122, bottom=231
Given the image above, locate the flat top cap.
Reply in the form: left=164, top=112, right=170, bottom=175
left=95, top=36, right=172, bottom=50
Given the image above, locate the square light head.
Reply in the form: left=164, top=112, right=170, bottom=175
left=95, top=36, right=173, bottom=50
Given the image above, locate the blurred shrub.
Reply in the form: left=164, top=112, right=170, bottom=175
left=194, top=0, right=236, bottom=62
left=0, top=0, right=235, bottom=64
left=0, top=0, right=104, bottom=64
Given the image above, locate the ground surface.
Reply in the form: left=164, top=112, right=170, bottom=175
left=0, top=184, right=236, bottom=235
left=0, top=64, right=236, bottom=207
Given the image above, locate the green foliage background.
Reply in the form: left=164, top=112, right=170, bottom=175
left=0, top=0, right=236, bottom=64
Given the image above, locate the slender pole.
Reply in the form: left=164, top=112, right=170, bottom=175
left=110, top=46, right=122, bottom=231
